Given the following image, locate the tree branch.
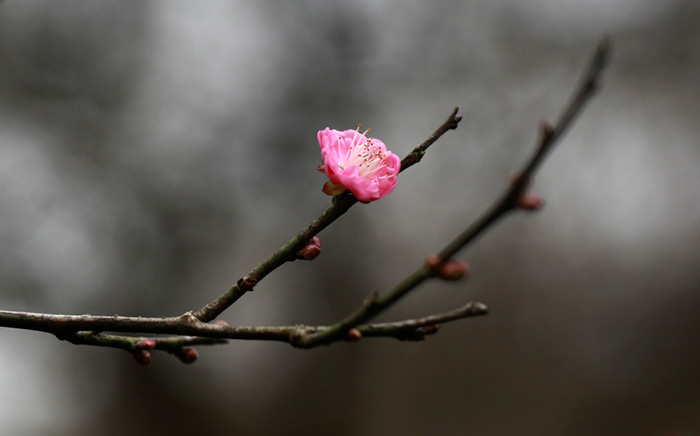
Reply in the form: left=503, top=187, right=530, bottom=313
left=191, top=108, right=462, bottom=322
left=357, top=301, right=489, bottom=341
left=294, top=36, right=612, bottom=348
left=59, top=331, right=228, bottom=352
left=0, top=37, right=611, bottom=362
left=0, top=301, right=488, bottom=349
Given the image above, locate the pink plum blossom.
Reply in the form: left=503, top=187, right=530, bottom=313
left=317, top=127, right=400, bottom=203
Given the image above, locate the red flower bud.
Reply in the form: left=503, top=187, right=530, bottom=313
left=297, top=244, right=321, bottom=260
left=174, top=347, right=199, bottom=364
left=136, top=339, right=156, bottom=350
left=132, top=350, right=152, bottom=366
left=295, top=237, right=322, bottom=260
left=346, top=328, right=362, bottom=342
left=438, top=259, right=470, bottom=281
left=517, top=192, right=545, bottom=211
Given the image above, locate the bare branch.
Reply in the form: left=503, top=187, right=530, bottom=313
left=0, top=38, right=611, bottom=360
left=399, top=106, right=462, bottom=172
left=357, top=301, right=488, bottom=341
left=439, top=36, right=611, bottom=261
left=295, top=37, right=612, bottom=348
left=0, top=304, right=487, bottom=352
left=192, top=108, right=463, bottom=322
left=59, top=331, right=228, bottom=352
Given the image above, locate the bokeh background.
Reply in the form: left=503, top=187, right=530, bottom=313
left=0, top=1, right=698, bottom=435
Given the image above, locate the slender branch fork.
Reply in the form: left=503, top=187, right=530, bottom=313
left=0, top=38, right=611, bottom=362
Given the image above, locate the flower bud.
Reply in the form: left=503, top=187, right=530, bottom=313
left=237, top=275, right=258, bottom=291
left=438, top=259, right=470, bottom=281
left=296, top=244, right=321, bottom=260
left=174, top=347, right=199, bottom=364
left=213, top=320, right=229, bottom=326
left=135, top=339, right=156, bottom=350
left=132, top=350, right=152, bottom=366
left=517, top=192, right=545, bottom=211
left=295, top=236, right=322, bottom=260
left=424, top=254, right=443, bottom=274
left=345, top=328, right=362, bottom=342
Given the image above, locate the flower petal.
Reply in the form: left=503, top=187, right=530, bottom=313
left=318, top=127, right=399, bottom=202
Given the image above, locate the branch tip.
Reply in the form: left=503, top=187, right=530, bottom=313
left=448, top=107, right=462, bottom=128
left=466, top=301, right=489, bottom=315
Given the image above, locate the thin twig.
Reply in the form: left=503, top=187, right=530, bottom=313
left=400, top=106, right=462, bottom=172
left=294, top=37, right=612, bottom=348
left=192, top=108, right=462, bottom=322
left=0, top=302, right=487, bottom=349
left=357, top=301, right=488, bottom=341
left=60, top=331, right=228, bottom=352
left=0, top=310, right=300, bottom=342
left=438, top=36, right=611, bottom=260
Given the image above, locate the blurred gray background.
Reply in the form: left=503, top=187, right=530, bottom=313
left=0, top=1, right=698, bottom=435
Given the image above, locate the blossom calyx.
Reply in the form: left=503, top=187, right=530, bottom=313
left=318, top=127, right=400, bottom=203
